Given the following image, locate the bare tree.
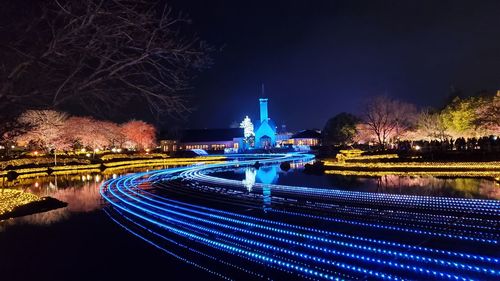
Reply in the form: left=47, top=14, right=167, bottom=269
left=363, top=96, right=417, bottom=147
left=475, top=91, right=500, bottom=135
left=0, top=0, right=211, bottom=122
left=416, top=109, right=449, bottom=141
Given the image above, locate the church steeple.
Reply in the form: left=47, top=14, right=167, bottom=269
left=259, top=83, right=268, bottom=122
left=254, top=83, right=276, bottom=149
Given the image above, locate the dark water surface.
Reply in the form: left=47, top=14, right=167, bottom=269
left=0, top=167, right=212, bottom=281
left=1, top=164, right=499, bottom=280
left=213, top=165, right=500, bottom=199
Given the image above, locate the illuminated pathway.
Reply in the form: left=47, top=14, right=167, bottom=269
left=100, top=153, right=500, bottom=280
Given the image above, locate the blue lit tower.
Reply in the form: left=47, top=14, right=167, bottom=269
left=254, top=84, right=277, bottom=149
left=259, top=97, right=269, bottom=122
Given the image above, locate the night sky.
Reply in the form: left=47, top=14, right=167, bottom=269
left=171, top=0, right=500, bottom=131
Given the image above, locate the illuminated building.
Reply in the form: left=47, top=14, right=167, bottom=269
left=290, top=129, right=321, bottom=146
left=159, top=140, right=177, bottom=152
left=276, top=124, right=293, bottom=147
left=177, top=128, right=244, bottom=152
left=254, top=96, right=277, bottom=149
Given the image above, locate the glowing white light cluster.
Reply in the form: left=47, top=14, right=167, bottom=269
left=239, top=116, right=254, bottom=139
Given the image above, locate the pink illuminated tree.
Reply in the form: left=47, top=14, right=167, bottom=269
left=64, top=117, right=109, bottom=154
left=121, top=120, right=156, bottom=151
left=16, top=110, right=70, bottom=164
left=99, top=121, right=126, bottom=149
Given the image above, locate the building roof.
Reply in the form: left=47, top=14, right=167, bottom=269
left=179, top=128, right=243, bottom=143
left=255, top=118, right=277, bottom=133
left=291, top=129, right=321, bottom=139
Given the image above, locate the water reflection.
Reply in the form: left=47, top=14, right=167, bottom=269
left=242, top=168, right=256, bottom=192
left=3, top=163, right=499, bottom=229
left=256, top=166, right=279, bottom=184
left=371, top=175, right=500, bottom=199
left=230, top=164, right=500, bottom=200
left=241, top=166, right=280, bottom=191
left=1, top=165, right=174, bottom=227
left=241, top=166, right=280, bottom=210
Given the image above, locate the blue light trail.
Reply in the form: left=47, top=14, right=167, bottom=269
left=100, top=153, right=500, bottom=280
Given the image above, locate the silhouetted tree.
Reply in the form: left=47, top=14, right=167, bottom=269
left=0, top=0, right=211, bottom=123
left=322, top=113, right=360, bottom=146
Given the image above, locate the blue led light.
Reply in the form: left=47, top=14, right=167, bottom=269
left=100, top=153, right=500, bottom=281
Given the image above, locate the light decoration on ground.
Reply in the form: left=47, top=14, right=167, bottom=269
left=335, top=150, right=400, bottom=162
left=103, top=156, right=226, bottom=168
left=100, top=153, right=500, bottom=280
left=324, top=160, right=500, bottom=171
left=0, top=189, right=41, bottom=216
left=343, top=154, right=400, bottom=161
left=322, top=161, right=500, bottom=180
left=324, top=170, right=500, bottom=178
left=0, top=157, right=227, bottom=179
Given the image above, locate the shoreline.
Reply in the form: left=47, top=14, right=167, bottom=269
left=0, top=190, right=67, bottom=221
left=0, top=156, right=226, bottom=220
left=315, top=154, right=500, bottom=178
left=0, top=156, right=226, bottom=180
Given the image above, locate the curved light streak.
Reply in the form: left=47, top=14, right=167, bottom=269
left=101, top=153, right=500, bottom=280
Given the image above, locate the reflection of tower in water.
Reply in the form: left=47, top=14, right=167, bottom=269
left=262, top=185, right=271, bottom=212
left=242, top=168, right=257, bottom=192
left=241, top=165, right=279, bottom=211
left=257, top=166, right=278, bottom=211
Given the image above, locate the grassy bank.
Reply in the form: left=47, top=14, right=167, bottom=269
left=321, top=150, right=500, bottom=178
left=0, top=154, right=226, bottom=220
left=0, top=155, right=226, bottom=180
left=0, top=189, right=67, bottom=221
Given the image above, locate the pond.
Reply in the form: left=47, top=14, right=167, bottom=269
left=1, top=161, right=499, bottom=280
left=0, top=165, right=207, bottom=280
left=213, top=164, right=500, bottom=199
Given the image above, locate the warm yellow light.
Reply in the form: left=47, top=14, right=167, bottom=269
left=0, top=189, right=41, bottom=216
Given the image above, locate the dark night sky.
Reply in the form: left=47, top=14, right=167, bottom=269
left=170, top=0, right=500, bottom=131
